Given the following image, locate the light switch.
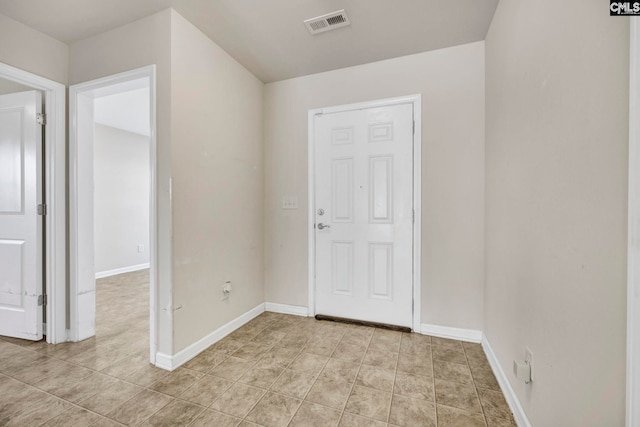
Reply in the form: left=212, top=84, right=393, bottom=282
left=282, top=196, right=298, bottom=209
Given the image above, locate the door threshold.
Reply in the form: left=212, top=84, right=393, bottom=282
left=314, top=314, right=411, bottom=333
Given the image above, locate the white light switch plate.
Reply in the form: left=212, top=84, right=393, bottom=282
left=282, top=196, right=298, bottom=209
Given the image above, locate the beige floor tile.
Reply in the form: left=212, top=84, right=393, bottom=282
left=260, top=347, right=300, bottom=367
left=389, top=394, right=437, bottom=427
left=320, top=358, right=360, bottom=384
left=465, top=351, right=492, bottom=370
left=434, top=379, right=482, bottom=413
left=277, top=333, right=311, bottom=350
left=477, top=388, right=514, bottom=421
left=140, top=399, right=204, bottom=426
left=437, top=404, right=487, bottom=427
left=190, top=409, right=242, bottom=427
left=78, top=380, right=143, bottom=416
left=178, top=374, right=233, bottom=406
left=65, top=345, right=130, bottom=371
left=397, top=352, right=433, bottom=377
left=470, top=365, right=501, bottom=391
left=251, top=330, right=286, bottom=346
left=210, top=382, right=265, bottom=418
left=394, top=371, right=435, bottom=401
left=289, top=353, right=329, bottom=376
left=338, top=412, right=387, bottom=426
left=431, top=337, right=464, bottom=350
left=289, top=402, right=341, bottom=427
left=0, top=272, right=515, bottom=427
left=106, top=389, right=173, bottom=425
left=40, top=406, right=104, bottom=426
left=341, top=329, right=373, bottom=347
left=400, top=333, right=431, bottom=355
left=47, top=371, right=118, bottom=403
left=305, top=378, right=352, bottom=409
left=485, top=416, right=517, bottom=426
left=149, top=368, right=204, bottom=396
left=432, top=346, right=468, bottom=365
left=182, top=350, right=228, bottom=373
left=4, top=396, right=71, bottom=427
left=210, top=356, right=256, bottom=381
left=212, top=338, right=245, bottom=355
left=37, top=364, right=97, bottom=394
left=368, top=330, right=402, bottom=353
left=233, top=342, right=272, bottom=361
left=124, top=364, right=171, bottom=388
left=434, top=359, right=474, bottom=385
left=362, top=347, right=398, bottom=371
left=355, top=364, right=394, bottom=392
left=344, top=385, right=392, bottom=422
left=245, top=391, right=301, bottom=427
left=331, top=342, right=366, bottom=363
left=270, top=369, right=316, bottom=399
left=303, top=336, right=340, bottom=357
left=239, top=364, right=286, bottom=389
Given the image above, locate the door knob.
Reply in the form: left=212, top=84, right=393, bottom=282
left=317, top=223, right=330, bottom=230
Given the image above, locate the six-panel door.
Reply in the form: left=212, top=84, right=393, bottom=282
left=314, top=103, right=414, bottom=328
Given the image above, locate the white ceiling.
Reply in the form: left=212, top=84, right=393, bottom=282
left=0, top=0, right=499, bottom=83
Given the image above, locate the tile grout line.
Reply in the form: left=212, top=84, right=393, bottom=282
left=463, top=344, right=489, bottom=426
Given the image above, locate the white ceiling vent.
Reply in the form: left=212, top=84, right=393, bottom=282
left=304, top=9, right=350, bottom=35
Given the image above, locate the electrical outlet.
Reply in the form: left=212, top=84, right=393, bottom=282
left=221, top=281, right=232, bottom=301
left=137, top=244, right=144, bottom=253
left=525, top=347, right=534, bottom=381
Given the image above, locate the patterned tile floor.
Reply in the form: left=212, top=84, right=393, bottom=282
left=0, top=270, right=516, bottom=426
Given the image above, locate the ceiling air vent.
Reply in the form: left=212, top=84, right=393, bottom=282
left=304, top=9, right=350, bottom=35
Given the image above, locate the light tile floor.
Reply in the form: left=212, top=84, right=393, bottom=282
left=0, top=270, right=516, bottom=426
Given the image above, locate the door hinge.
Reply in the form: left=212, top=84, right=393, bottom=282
left=412, top=120, right=415, bottom=135
left=38, top=295, right=47, bottom=306
left=412, top=209, right=415, bottom=223
left=37, top=204, right=47, bottom=215
left=37, top=113, right=47, bottom=125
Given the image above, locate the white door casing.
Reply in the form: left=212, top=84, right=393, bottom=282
left=0, top=90, right=43, bottom=340
left=313, top=101, right=415, bottom=328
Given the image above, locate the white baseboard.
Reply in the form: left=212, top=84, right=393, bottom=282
left=264, top=302, right=309, bottom=317
left=482, top=336, right=532, bottom=427
left=95, top=263, right=150, bottom=279
left=155, top=302, right=266, bottom=371
left=420, top=323, right=483, bottom=343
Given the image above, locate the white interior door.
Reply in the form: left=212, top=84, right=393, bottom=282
left=0, top=90, right=43, bottom=340
left=314, top=102, right=414, bottom=328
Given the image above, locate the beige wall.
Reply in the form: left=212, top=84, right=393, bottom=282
left=264, top=42, right=485, bottom=330
left=0, top=12, right=68, bottom=84
left=69, top=9, right=174, bottom=355
left=94, top=124, right=150, bottom=274
left=0, top=77, right=33, bottom=94
left=170, top=12, right=265, bottom=353
left=485, top=2, right=628, bottom=425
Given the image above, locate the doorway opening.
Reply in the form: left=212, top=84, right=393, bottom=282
left=70, top=66, right=157, bottom=363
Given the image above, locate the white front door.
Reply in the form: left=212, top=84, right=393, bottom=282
left=314, top=102, right=414, bottom=328
left=0, top=90, right=43, bottom=340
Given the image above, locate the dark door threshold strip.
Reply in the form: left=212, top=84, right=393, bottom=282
left=314, top=314, right=412, bottom=333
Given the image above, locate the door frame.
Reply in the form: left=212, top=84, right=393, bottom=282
left=307, top=94, right=422, bottom=331
left=628, top=17, right=640, bottom=427
left=69, top=65, right=158, bottom=363
left=0, top=62, right=66, bottom=344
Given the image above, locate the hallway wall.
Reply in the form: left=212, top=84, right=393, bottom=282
left=484, top=1, right=629, bottom=425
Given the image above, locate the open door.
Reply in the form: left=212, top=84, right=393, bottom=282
left=0, top=90, right=43, bottom=340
